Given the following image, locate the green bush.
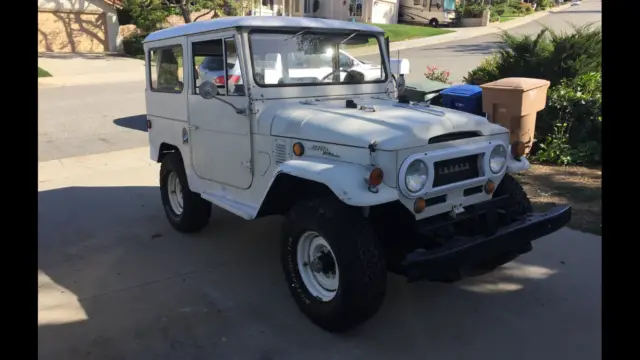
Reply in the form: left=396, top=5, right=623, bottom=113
left=537, top=0, right=553, bottom=10
left=463, top=24, right=601, bottom=87
left=461, top=3, right=488, bottom=18
left=532, top=73, right=602, bottom=165
left=489, top=11, right=500, bottom=23
left=122, top=33, right=147, bottom=58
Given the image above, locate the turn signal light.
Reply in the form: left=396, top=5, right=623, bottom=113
left=293, top=142, right=305, bottom=156
left=485, top=180, right=496, bottom=194
left=368, top=167, right=384, bottom=186
left=511, top=141, right=526, bottom=158
left=414, top=198, right=426, bottom=214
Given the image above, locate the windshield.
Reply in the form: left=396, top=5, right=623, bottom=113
left=249, top=31, right=387, bottom=87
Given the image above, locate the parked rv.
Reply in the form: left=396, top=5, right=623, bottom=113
left=398, top=0, right=457, bottom=27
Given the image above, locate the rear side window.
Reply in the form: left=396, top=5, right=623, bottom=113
left=149, top=45, right=184, bottom=93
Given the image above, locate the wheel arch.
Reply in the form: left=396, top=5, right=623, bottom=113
left=255, top=159, right=398, bottom=218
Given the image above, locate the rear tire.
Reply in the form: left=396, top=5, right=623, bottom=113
left=160, top=153, right=211, bottom=233
left=281, top=197, right=387, bottom=333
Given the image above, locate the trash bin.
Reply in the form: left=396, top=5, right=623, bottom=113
left=480, top=78, right=551, bottom=155
left=439, top=84, right=484, bottom=116
left=401, top=79, right=451, bottom=103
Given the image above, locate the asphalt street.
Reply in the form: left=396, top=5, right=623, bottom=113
left=37, top=1, right=601, bottom=162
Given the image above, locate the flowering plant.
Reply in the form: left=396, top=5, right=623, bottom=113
left=424, top=66, right=451, bottom=84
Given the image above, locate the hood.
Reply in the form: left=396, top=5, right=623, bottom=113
left=269, top=98, right=506, bottom=151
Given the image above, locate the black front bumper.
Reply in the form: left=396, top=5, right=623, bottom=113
left=400, top=204, right=572, bottom=282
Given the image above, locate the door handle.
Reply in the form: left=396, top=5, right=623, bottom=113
left=187, top=125, right=198, bottom=130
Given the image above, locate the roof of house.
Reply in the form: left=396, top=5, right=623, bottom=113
left=144, top=16, right=384, bottom=43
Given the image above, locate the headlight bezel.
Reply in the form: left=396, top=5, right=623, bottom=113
left=400, top=157, right=429, bottom=197
left=489, top=144, right=507, bottom=174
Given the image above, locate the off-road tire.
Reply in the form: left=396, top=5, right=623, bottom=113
left=160, top=153, right=211, bottom=233
left=473, top=174, right=533, bottom=271
left=493, top=174, right=533, bottom=216
left=281, top=197, right=387, bottom=333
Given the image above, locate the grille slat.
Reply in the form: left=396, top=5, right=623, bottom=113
left=432, top=154, right=480, bottom=187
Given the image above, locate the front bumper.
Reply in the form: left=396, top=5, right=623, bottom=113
left=400, top=201, right=572, bottom=282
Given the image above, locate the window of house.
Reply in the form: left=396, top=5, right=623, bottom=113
left=349, top=0, right=363, bottom=17
left=192, top=38, right=244, bottom=97
left=149, top=45, right=184, bottom=93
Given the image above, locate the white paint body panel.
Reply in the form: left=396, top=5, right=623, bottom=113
left=144, top=19, right=523, bottom=222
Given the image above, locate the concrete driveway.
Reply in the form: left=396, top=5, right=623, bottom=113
left=38, top=148, right=602, bottom=360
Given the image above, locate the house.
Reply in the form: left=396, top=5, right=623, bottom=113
left=38, top=0, right=123, bottom=53
left=251, top=0, right=400, bottom=24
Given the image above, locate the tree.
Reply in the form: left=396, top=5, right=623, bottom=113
left=122, top=0, right=225, bottom=32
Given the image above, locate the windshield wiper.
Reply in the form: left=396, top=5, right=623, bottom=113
left=340, top=31, right=359, bottom=44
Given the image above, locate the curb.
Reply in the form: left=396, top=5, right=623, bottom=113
left=38, top=72, right=146, bottom=88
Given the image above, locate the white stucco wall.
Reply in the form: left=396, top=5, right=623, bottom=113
left=38, top=0, right=122, bottom=52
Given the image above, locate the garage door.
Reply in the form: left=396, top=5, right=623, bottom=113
left=38, top=11, right=107, bottom=53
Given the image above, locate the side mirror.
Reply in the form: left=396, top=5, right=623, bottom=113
left=199, top=81, right=217, bottom=99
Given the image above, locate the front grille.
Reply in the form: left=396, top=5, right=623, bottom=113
left=428, top=131, right=481, bottom=144
left=432, top=154, right=480, bottom=187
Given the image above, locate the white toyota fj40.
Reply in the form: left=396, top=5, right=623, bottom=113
left=143, top=17, right=571, bottom=332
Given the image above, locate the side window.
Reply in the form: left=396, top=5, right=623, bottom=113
left=192, top=37, right=243, bottom=97
left=423, top=0, right=429, bottom=8
left=431, top=0, right=441, bottom=11
left=149, top=45, right=184, bottom=93
left=414, top=0, right=421, bottom=5
left=339, top=53, right=354, bottom=68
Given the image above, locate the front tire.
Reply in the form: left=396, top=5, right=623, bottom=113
left=160, top=153, right=211, bottom=233
left=429, top=18, right=439, bottom=27
left=281, top=197, right=387, bottom=332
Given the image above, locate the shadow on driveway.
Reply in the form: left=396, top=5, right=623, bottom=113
left=38, top=185, right=602, bottom=360
left=114, top=114, right=148, bottom=132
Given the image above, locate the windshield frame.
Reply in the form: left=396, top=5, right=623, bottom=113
left=247, top=28, right=389, bottom=89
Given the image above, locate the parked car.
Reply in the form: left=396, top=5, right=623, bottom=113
left=571, top=0, right=581, bottom=5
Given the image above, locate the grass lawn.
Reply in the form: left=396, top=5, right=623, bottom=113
left=499, top=16, right=517, bottom=22
left=513, top=164, right=601, bottom=235
left=38, top=67, right=52, bottom=77
left=374, top=23, right=453, bottom=43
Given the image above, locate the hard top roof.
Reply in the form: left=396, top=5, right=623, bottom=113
left=144, top=16, right=384, bottom=43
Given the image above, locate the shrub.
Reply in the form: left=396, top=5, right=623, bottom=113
left=424, top=66, right=451, bottom=84
left=463, top=24, right=602, bottom=87
left=537, top=0, right=553, bottom=10
left=489, top=11, right=500, bottom=22
left=122, top=33, right=147, bottom=58
left=533, top=73, right=602, bottom=165
left=520, top=3, right=534, bottom=14
left=461, top=3, right=488, bottom=18
left=494, top=7, right=506, bottom=15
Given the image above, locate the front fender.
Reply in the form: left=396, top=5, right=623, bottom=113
left=274, top=158, right=398, bottom=207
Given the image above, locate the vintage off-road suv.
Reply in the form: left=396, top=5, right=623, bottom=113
left=143, top=17, right=571, bottom=332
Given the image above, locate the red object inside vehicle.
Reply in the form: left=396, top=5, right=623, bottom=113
left=214, top=75, right=241, bottom=85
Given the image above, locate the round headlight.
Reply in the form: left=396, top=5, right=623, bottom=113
left=490, top=144, right=507, bottom=174
left=405, top=160, right=428, bottom=194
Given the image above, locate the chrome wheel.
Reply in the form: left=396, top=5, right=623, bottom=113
left=297, top=231, right=339, bottom=302
left=167, top=172, right=184, bottom=216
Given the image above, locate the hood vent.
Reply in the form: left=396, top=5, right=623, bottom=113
left=428, top=131, right=481, bottom=144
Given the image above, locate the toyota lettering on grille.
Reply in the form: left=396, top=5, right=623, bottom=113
left=438, top=163, right=470, bottom=175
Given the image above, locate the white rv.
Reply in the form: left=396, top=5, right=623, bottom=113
left=398, top=0, right=457, bottom=27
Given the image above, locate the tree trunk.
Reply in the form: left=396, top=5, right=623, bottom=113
left=179, top=0, right=192, bottom=23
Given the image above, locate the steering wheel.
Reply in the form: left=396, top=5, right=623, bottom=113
left=319, top=69, right=350, bottom=82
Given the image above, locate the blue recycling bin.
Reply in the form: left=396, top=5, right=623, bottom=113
left=439, top=84, right=484, bottom=116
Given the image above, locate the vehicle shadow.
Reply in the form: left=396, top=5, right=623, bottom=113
left=38, top=185, right=601, bottom=360
left=113, top=114, right=148, bottom=132
left=422, top=41, right=503, bottom=56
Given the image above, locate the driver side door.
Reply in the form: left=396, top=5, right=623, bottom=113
left=187, top=32, right=253, bottom=190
